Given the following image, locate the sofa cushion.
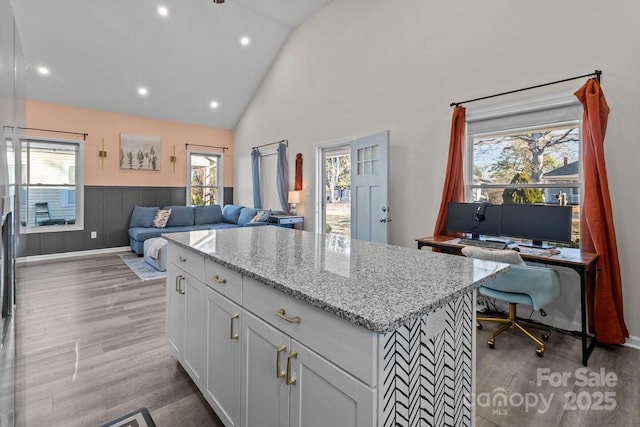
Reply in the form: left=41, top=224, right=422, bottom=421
left=130, top=206, right=158, bottom=228
left=237, top=208, right=260, bottom=226
left=152, top=208, right=172, bottom=228
left=194, top=205, right=223, bottom=225
left=164, top=206, right=195, bottom=226
left=222, top=205, right=244, bottom=224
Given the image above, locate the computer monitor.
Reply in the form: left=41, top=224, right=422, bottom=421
left=501, top=204, right=573, bottom=248
left=445, top=202, right=502, bottom=239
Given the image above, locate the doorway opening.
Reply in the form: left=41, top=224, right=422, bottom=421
left=324, top=146, right=351, bottom=237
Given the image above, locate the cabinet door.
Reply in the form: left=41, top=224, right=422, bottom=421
left=289, top=341, right=375, bottom=427
left=241, top=311, right=290, bottom=427
left=166, top=267, right=185, bottom=360
left=204, top=287, right=242, bottom=427
left=183, top=273, right=205, bottom=388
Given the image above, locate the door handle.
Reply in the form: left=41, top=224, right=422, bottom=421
left=229, top=313, right=240, bottom=340
left=276, top=309, right=301, bottom=324
left=211, top=274, right=227, bottom=284
left=276, top=345, right=287, bottom=378
left=175, top=275, right=185, bottom=294
left=286, top=351, right=298, bottom=385
left=177, top=256, right=187, bottom=262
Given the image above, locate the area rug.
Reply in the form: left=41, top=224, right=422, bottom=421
left=100, top=407, right=156, bottom=427
left=119, top=253, right=166, bottom=281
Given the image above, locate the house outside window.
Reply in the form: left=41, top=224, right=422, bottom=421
left=188, top=152, right=223, bottom=206
left=18, top=136, right=84, bottom=233
left=466, top=93, right=582, bottom=246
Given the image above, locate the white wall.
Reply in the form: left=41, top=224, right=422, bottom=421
left=234, top=0, right=640, bottom=341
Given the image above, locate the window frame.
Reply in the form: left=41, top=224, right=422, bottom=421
left=17, top=135, right=84, bottom=234
left=186, top=150, right=224, bottom=206
left=464, top=92, right=583, bottom=244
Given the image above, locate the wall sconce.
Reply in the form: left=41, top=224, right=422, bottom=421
left=288, top=191, right=301, bottom=215
left=170, top=145, right=177, bottom=172
left=98, top=138, right=107, bottom=169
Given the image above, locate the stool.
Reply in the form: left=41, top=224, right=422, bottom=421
left=143, top=238, right=168, bottom=272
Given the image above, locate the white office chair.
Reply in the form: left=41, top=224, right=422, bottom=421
left=462, top=246, right=561, bottom=357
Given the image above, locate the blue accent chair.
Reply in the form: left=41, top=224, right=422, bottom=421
left=461, top=246, right=561, bottom=357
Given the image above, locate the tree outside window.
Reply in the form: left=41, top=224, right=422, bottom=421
left=470, top=123, right=581, bottom=245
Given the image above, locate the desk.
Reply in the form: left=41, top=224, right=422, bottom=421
left=269, top=215, right=304, bottom=229
left=416, top=235, right=598, bottom=366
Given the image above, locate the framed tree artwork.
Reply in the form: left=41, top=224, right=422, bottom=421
left=120, top=133, right=161, bottom=170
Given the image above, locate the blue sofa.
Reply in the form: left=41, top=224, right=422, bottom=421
left=128, top=204, right=273, bottom=255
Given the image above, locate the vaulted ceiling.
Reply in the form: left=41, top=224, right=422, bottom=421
left=12, top=0, right=331, bottom=129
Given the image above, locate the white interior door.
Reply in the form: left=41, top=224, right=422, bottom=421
left=350, top=131, right=389, bottom=244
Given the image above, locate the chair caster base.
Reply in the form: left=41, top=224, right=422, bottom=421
left=488, top=339, right=495, bottom=349
left=542, top=333, right=550, bottom=342
left=476, top=322, right=483, bottom=330
left=536, top=348, right=544, bottom=357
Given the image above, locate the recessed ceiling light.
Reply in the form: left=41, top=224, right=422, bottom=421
left=210, top=101, right=219, bottom=109
left=37, top=66, right=49, bottom=75
left=158, top=6, right=168, bottom=17
left=240, top=36, right=250, bottom=46
left=138, top=87, right=148, bottom=96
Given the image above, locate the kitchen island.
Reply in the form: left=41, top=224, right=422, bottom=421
left=164, top=227, right=509, bottom=427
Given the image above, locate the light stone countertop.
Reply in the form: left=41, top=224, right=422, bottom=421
left=164, top=227, right=510, bottom=334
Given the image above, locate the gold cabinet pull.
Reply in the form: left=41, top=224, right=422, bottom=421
left=276, top=309, right=301, bottom=324
left=286, top=351, right=298, bottom=385
left=211, top=275, right=227, bottom=284
left=229, top=313, right=240, bottom=340
left=177, top=256, right=187, bottom=262
left=176, top=275, right=185, bottom=294
left=276, top=345, right=287, bottom=378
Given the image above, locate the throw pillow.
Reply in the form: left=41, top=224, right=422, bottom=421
left=250, top=210, right=271, bottom=223
left=129, top=206, right=159, bottom=228
left=237, top=208, right=259, bottom=226
left=222, top=205, right=244, bottom=224
left=152, top=208, right=172, bottom=228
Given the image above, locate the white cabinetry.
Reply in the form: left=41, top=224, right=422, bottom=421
left=167, top=243, right=375, bottom=427
left=241, top=280, right=375, bottom=427
left=204, top=286, right=242, bottom=427
left=166, top=268, right=184, bottom=358
left=182, top=273, right=205, bottom=386
left=166, top=244, right=205, bottom=388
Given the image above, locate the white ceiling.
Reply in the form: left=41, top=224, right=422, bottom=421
left=12, top=0, right=331, bottom=129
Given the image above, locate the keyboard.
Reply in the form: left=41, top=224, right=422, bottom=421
left=458, top=239, right=507, bottom=250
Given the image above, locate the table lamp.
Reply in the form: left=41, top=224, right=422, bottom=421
left=288, top=191, right=300, bottom=215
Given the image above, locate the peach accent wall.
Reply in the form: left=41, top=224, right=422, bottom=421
left=26, top=100, right=233, bottom=187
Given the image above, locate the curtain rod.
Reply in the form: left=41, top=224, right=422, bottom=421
left=3, top=125, right=88, bottom=140
left=185, top=143, right=228, bottom=152
left=450, top=70, right=602, bottom=107
left=252, top=139, right=288, bottom=150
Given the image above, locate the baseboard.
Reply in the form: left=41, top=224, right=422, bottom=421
left=17, top=246, right=130, bottom=264
left=624, top=335, right=640, bottom=350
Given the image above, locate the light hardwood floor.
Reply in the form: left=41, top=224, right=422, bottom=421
left=14, top=252, right=639, bottom=426
left=14, top=252, right=222, bottom=427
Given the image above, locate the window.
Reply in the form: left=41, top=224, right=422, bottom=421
left=18, top=136, right=84, bottom=232
left=188, top=152, right=223, bottom=206
left=466, top=93, right=582, bottom=246
left=356, top=145, right=379, bottom=175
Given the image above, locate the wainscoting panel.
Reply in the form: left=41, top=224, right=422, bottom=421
left=18, top=186, right=234, bottom=257
left=18, top=186, right=182, bottom=257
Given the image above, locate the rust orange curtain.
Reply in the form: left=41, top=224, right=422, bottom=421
left=574, top=79, right=628, bottom=344
left=433, top=106, right=466, bottom=237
